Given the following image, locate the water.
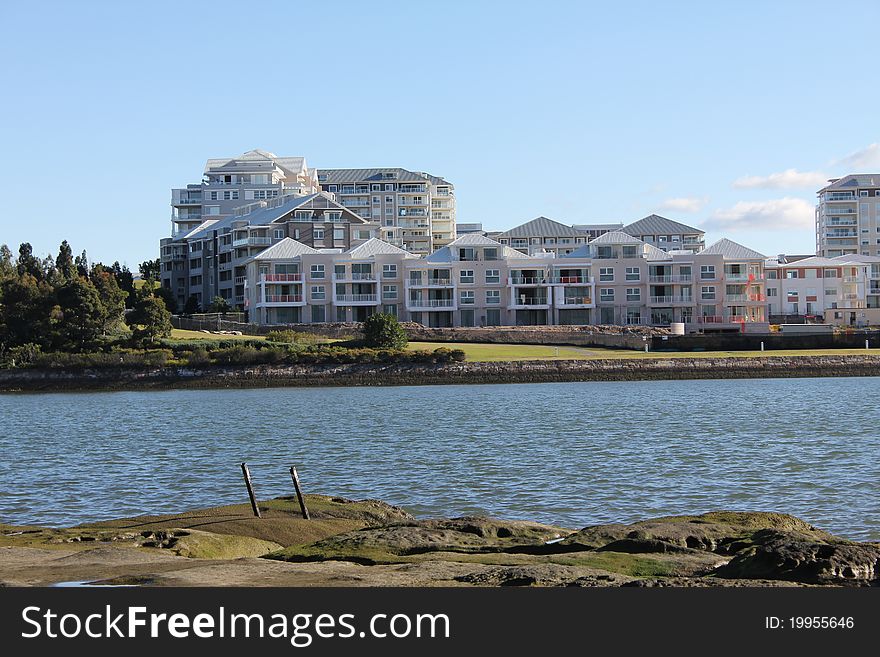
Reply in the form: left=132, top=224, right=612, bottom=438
left=1, top=378, right=879, bottom=541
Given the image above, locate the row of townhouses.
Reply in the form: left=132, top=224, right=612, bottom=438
left=244, top=232, right=769, bottom=331
left=160, top=150, right=880, bottom=329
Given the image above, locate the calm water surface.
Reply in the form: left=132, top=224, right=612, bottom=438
left=1, top=378, right=878, bottom=540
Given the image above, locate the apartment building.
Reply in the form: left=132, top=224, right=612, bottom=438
left=815, top=174, right=880, bottom=258
left=763, top=255, right=880, bottom=326
left=496, top=217, right=592, bottom=256
left=244, top=232, right=768, bottom=331
left=316, top=168, right=456, bottom=255
left=572, top=223, right=625, bottom=240
left=161, top=193, right=376, bottom=311
left=621, top=214, right=705, bottom=253
left=245, top=238, right=418, bottom=325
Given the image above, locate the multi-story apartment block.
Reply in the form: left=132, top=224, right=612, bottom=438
left=621, top=214, right=705, bottom=253
left=161, top=193, right=376, bottom=311
left=245, top=238, right=418, bottom=325
left=815, top=174, right=880, bottom=258
left=572, top=223, right=625, bottom=240
left=316, top=168, right=456, bottom=255
left=763, top=254, right=880, bottom=326
left=496, top=217, right=593, bottom=256
left=244, top=232, right=768, bottom=331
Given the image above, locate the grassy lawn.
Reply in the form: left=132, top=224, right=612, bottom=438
left=406, top=341, right=880, bottom=362
left=169, top=328, right=266, bottom=342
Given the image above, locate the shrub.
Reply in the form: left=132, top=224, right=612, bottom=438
left=265, top=329, right=319, bottom=345
left=187, top=346, right=211, bottom=367
left=362, top=313, right=408, bottom=349
left=3, top=342, right=42, bottom=367
left=211, top=345, right=288, bottom=366
left=29, top=349, right=170, bottom=369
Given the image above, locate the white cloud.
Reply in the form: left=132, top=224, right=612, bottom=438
left=732, top=169, right=828, bottom=190
left=833, top=143, right=880, bottom=170
left=701, top=197, right=814, bottom=232
left=657, top=196, right=708, bottom=213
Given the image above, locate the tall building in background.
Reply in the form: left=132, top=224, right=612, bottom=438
left=815, top=174, right=880, bottom=258
left=316, top=168, right=456, bottom=255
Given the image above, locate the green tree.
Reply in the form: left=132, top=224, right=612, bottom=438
left=110, top=261, right=136, bottom=307
left=139, top=258, right=161, bottom=283
left=0, top=273, right=55, bottom=349
left=90, top=265, right=128, bottom=334
left=16, top=243, right=42, bottom=279
left=154, top=285, right=178, bottom=314
left=183, top=295, right=201, bottom=315
left=55, top=240, right=76, bottom=280
left=209, top=296, right=231, bottom=313
left=53, top=276, right=107, bottom=351
left=74, top=250, right=89, bottom=278
left=362, top=313, right=408, bottom=349
left=0, top=244, right=13, bottom=281
left=129, top=294, right=173, bottom=345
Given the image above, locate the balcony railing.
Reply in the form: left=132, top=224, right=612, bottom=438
left=233, top=236, right=272, bottom=247
left=509, top=277, right=548, bottom=285
left=408, top=278, right=454, bottom=287
left=843, top=276, right=860, bottom=283
left=748, top=293, right=766, bottom=302
left=548, top=275, right=592, bottom=284
left=649, top=274, right=693, bottom=283
left=649, top=296, right=673, bottom=304
left=265, top=295, right=303, bottom=303
left=510, top=297, right=549, bottom=306
left=561, top=296, right=592, bottom=305
left=725, top=294, right=748, bottom=302
left=234, top=276, right=247, bottom=285
left=724, top=273, right=751, bottom=281
left=262, top=273, right=302, bottom=282
left=869, top=288, right=880, bottom=295
left=335, top=294, right=378, bottom=303
left=408, top=298, right=456, bottom=308
left=333, top=272, right=376, bottom=281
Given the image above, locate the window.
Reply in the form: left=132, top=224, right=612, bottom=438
left=767, top=288, right=778, bottom=297
left=327, top=185, right=337, bottom=192
left=333, top=228, right=345, bottom=240
left=787, top=290, right=799, bottom=298
left=334, top=265, right=346, bottom=278
left=383, top=264, right=397, bottom=278
left=382, top=285, right=398, bottom=300
left=274, top=229, right=285, bottom=239
left=766, top=270, right=778, bottom=279
left=486, top=290, right=501, bottom=304
left=311, top=285, right=325, bottom=300
left=385, top=207, right=394, bottom=215
left=625, top=267, right=640, bottom=281
left=310, top=264, right=325, bottom=279
left=372, top=196, right=380, bottom=204
left=385, top=196, right=394, bottom=204
left=825, top=288, right=837, bottom=295
left=622, top=245, right=638, bottom=258
left=599, top=267, right=614, bottom=282
left=785, top=271, right=798, bottom=279
left=701, top=286, right=716, bottom=300
left=485, top=269, right=500, bottom=284
left=326, top=211, right=342, bottom=222
left=383, top=304, right=398, bottom=317
left=484, top=247, right=498, bottom=261
left=205, top=206, right=220, bottom=216
left=626, top=288, right=641, bottom=301
left=311, top=305, right=325, bottom=322
left=314, top=229, right=325, bottom=240
left=384, top=184, right=394, bottom=191
left=460, top=290, right=475, bottom=305
left=700, top=265, right=715, bottom=279
left=600, top=288, right=614, bottom=302
left=294, top=211, right=312, bottom=221
left=219, top=270, right=232, bottom=282
left=372, top=184, right=381, bottom=191
left=460, top=270, right=474, bottom=284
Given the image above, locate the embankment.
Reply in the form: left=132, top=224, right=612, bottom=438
left=2, top=354, right=880, bottom=392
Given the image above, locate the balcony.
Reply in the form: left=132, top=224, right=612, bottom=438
left=262, top=294, right=304, bottom=305
left=724, top=273, right=751, bottom=282
left=509, top=296, right=550, bottom=309
left=826, top=232, right=858, bottom=238
left=843, top=276, right=860, bottom=283
left=333, top=272, right=377, bottom=282
left=262, top=273, right=302, bottom=282
left=407, top=278, right=454, bottom=287
left=234, top=276, right=247, bottom=285
left=725, top=294, right=748, bottom=303
left=407, top=298, right=456, bottom=310
left=548, top=275, right=593, bottom=284
left=233, top=236, right=272, bottom=247
left=748, top=293, right=766, bottom=302
left=825, top=196, right=856, bottom=202
left=870, top=288, right=880, bottom=295
left=341, top=199, right=370, bottom=207
left=557, top=295, right=593, bottom=307
left=508, top=276, right=548, bottom=285
left=334, top=294, right=379, bottom=305
left=649, top=274, right=693, bottom=283
left=399, top=209, right=427, bottom=217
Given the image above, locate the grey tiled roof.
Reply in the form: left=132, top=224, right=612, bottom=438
left=498, top=216, right=587, bottom=238
left=701, top=238, right=765, bottom=260
left=317, top=167, right=451, bottom=186
left=833, top=253, right=880, bottom=263
left=622, top=214, right=703, bottom=237
left=346, top=238, right=418, bottom=259
left=819, top=174, right=880, bottom=191
left=248, top=238, right=321, bottom=262
left=185, top=194, right=323, bottom=240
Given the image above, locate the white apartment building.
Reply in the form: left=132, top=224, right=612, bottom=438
left=317, top=168, right=456, bottom=255
left=815, top=174, right=880, bottom=258
left=244, top=233, right=768, bottom=332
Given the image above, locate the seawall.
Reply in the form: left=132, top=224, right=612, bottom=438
left=2, top=355, right=880, bottom=392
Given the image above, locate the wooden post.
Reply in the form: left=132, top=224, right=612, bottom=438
left=289, top=466, right=310, bottom=520
left=241, top=462, right=261, bottom=518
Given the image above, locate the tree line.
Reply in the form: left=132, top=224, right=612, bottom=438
left=0, top=241, right=173, bottom=356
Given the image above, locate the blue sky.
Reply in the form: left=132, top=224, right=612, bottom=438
left=1, top=0, right=879, bottom=268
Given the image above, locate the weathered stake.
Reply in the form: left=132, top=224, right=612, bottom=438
left=241, top=462, right=261, bottom=518
left=289, top=466, right=310, bottom=520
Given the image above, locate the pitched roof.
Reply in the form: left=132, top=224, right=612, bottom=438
left=819, top=174, right=880, bottom=192
left=426, top=235, right=528, bottom=262
left=447, top=233, right=506, bottom=247
left=644, top=244, right=673, bottom=260
left=588, top=230, right=645, bottom=245
left=249, top=238, right=320, bottom=261
left=701, top=238, right=765, bottom=260
left=204, top=149, right=307, bottom=176
left=498, top=216, right=586, bottom=239
left=622, top=214, right=703, bottom=236
left=185, top=194, right=322, bottom=240
left=765, top=256, right=846, bottom=268
left=317, top=167, right=451, bottom=186
left=832, top=253, right=880, bottom=263
left=346, top=238, right=418, bottom=259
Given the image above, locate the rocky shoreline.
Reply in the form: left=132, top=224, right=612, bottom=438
left=2, top=354, right=880, bottom=392
left=1, top=496, right=878, bottom=587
